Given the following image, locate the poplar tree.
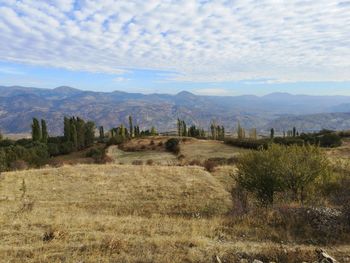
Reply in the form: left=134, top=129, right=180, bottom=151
left=270, top=128, right=275, bottom=139
left=31, top=118, right=41, bottom=141
left=99, top=126, right=104, bottom=139
left=129, top=115, right=133, bottom=138
left=41, top=119, right=48, bottom=143
left=64, top=117, right=71, bottom=142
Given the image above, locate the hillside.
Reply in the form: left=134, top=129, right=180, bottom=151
left=1, top=164, right=349, bottom=262
left=1, top=86, right=350, bottom=134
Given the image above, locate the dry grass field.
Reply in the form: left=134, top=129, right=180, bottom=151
left=107, top=137, right=246, bottom=165
left=1, top=164, right=349, bottom=262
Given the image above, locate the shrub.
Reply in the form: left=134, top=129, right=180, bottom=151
left=47, top=143, right=60, bottom=156
left=236, top=144, right=331, bottom=206
left=10, top=160, right=28, bottom=170
left=165, top=138, right=180, bottom=154
left=149, top=140, right=155, bottom=145
left=146, top=159, right=154, bottom=165
left=158, top=141, right=163, bottom=146
left=319, top=133, right=342, bottom=148
left=132, top=160, right=143, bottom=165
left=189, top=159, right=201, bottom=166
left=106, top=136, right=125, bottom=146
left=203, top=159, right=217, bottom=172
left=224, top=138, right=269, bottom=150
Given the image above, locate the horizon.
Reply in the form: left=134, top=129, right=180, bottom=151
left=1, top=1, right=350, bottom=96
left=3, top=84, right=350, bottom=98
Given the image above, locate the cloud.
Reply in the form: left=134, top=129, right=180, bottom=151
left=0, top=66, right=25, bottom=75
left=113, top=76, right=130, bottom=82
left=0, top=0, right=349, bottom=83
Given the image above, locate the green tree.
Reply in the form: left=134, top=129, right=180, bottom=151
left=71, top=123, right=78, bottom=150
left=99, top=126, right=104, bottom=140
left=31, top=118, right=41, bottom=142
left=151, top=126, right=157, bottom=136
left=293, top=127, right=296, bottom=137
left=270, top=128, right=274, bottom=139
left=64, top=117, right=71, bottom=142
left=41, top=119, right=48, bottom=144
left=236, top=144, right=285, bottom=206
left=84, top=121, right=95, bottom=147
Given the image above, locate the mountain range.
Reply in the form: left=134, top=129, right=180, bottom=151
left=0, top=85, right=350, bottom=135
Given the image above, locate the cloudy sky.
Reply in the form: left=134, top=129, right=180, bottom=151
left=0, top=0, right=349, bottom=95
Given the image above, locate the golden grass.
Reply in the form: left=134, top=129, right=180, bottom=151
left=107, top=137, right=246, bottom=165
left=180, top=139, right=247, bottom=162
left=1, top=164, right=349, bottom=262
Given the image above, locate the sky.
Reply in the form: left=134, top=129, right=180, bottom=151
left=0, top=0, right=350, bottom=96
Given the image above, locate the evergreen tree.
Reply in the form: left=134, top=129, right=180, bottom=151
left=99, top=126, right=104, bottom=139
left=64, top=117, right=71, bottom=142
left=84, top=121, right=95, bottom=147
left=31, top=118, right=41, bottom=141
left=41, top=119, right=48, bottom=144
left=129, top=115, right=133, bottom=138
left=76, top=117, right=86, bottom=149
left=293, top=127, right=296, bottom=137
left=270, top=128, right=274, bottom=139
left=71, top=124, right=78, bottom=150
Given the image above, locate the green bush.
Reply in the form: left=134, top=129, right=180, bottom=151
left=319, top=133, right=342, bottom=148
left=106, top=136, right=126, bottom=146
left=224, top=138, right=269, bottom=150
left=165, top=138, right=180, bottom=154
left=236, top=144, right=331, bottom=206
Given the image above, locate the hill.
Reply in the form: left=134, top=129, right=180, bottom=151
left=1, top=86, right=350, bottom=134
left=1, top=164, right=349, bottom=262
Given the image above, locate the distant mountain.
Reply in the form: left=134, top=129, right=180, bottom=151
left=0, top=85, right=349, bottom=134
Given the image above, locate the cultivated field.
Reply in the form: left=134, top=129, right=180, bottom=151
left=1, top=164, right=349, bottom=262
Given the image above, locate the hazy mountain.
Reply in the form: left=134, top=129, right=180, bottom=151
left=0, top=86, right=349, bottom=134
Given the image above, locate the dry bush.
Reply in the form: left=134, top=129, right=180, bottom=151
left=203, top=159, right=217, bottom=172
left=189, top=159, right=201, bottom=166
left=132, top=160, right=143, bottom=165
left=10, top=160, right=28, bottom=170
left=146, top=159, right=154, bottom=165
left=150, top=140, right=155, bottom=145
left=46, top=159, right=64, bottom=168
left=158, top=141, right=163, bottom=146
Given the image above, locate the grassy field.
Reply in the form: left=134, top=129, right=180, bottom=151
left=107, top=137, right=247, bottom=165
left=1, top=164, right=349, bottom=262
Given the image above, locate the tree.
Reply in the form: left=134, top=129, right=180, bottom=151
left=99, top=126, right=104, bottom=140
left=129, top=115, right=133, bottom=138
left=71, top=124, right=78, bottom=150
left=237, top=121, right=245, bottom=139
left=151, top=126, right=157, bottom=136
left=236, top=144, right=285, bottom=206
left=0, top=130, right=3, bottom=141
left=41, top=119, right=48, bottom=144
left=270, top=128, right=274, bottom=139
left=249, top=128, right=257, bottom=139
left=293, top=127, right=296, bottom=137
left=76, top=117, right=86, bottom=149
left=31, top=118, right=41, bottom=142
left=283, top=144, right=331, bottom=202
left=64, top=117, right=71, bottom=142
left=84, top=121, right=95, bottom=147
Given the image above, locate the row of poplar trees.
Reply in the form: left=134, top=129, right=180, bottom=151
left=64, top=117, right=95, bottom=150
left=31, top=118, right=48, bottom=143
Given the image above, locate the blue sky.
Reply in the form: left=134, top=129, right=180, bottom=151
left=0, top=0, right=349, bottom=96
